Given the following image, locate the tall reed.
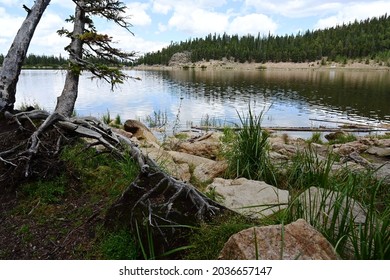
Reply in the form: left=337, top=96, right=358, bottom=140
left=223, top=107, right=276, bottom=185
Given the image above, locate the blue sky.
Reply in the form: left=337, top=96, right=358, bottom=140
left=1, top=0, right=390, bottom=57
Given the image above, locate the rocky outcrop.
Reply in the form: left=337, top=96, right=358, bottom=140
left=207, top=178, right=289, bottom=218
left=219, top=219, right=339, bottom=260
left=168, top=51, right=192, bottom=66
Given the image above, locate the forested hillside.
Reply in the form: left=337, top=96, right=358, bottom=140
left=137, top=14, right=390, bottom=65
left=0, top=53, right=131, bottom=69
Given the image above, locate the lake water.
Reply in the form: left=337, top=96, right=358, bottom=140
left=15, top=69, right=390, bottom=138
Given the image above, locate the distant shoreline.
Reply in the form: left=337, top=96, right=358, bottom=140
left=133, top=60, right=390, bottom=72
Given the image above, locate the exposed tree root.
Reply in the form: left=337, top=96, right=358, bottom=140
left=1, top=109, right=228, bottom=258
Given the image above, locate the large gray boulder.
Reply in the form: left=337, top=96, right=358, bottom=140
left=219, top=219, right=339, bottom=260
left=295, top=186, right=367, bottom=228
left=207, top=178, right=289, bottom=218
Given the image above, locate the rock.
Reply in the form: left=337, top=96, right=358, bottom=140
left=372, top=162, right=390, bottom=184
left=341, top=151, right=372, bottom=169
left=168, top=150, right=214, bottom=167
left=332, top=141, right=368, bottom=156
left=168, top=151, right=227, bottom=184
left=207, top=178, right=289, bottom=218
left=269, top=136, right=299, bottom=157
left=111, top=127, right=133, bottom=139
left=218, top=219, right=339, bottom=260
left=123, top=119, right=159, bottom=146
left=168, top=51, right=191, bottom=66
left=366, top=146, right=390, bottom=157
left=142, top=148, right=191, bottom=182
left=377, top=138, right=390, bottom=147
left=325, top=131, right=347, bottom=141
left=193, top=161, right=228, bottom=183
left=269, top=151, right=289, bottom=161
left=172, top=132, right=222, bottom=160
left=296, top=186, right=367, bottom=227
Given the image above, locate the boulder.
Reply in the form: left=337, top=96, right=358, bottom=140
left=372, top=162, right=390, bottom=184
left=270, top=143, right=298, bottom=157
left=141, top=147, right=191, bottom=182
left=123, top=119, right=159, bottom=146
left=207, top=178, right=289, bottom=218
left=172, top=132, right=222, bottom=160
left=366, top=146, right=390, bottom=157
left=218, top=219, right=339, bottom=260
left=193, top=161, right=228, bottom=183
left=168, top=150, right=214, bottom=167
left=332, top=141, right=368, bottom=156
left=168, top=151, right=227, bottom=183
left=377, top=138, right=390, bottom=147
left=296, top=186, right=367, bottom=228
left=325, top=131, right=347, bottom=141
left=111, top=127, right=133, bottom=139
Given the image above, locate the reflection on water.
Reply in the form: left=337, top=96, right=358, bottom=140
left=16, top=69, right=390, bottom=136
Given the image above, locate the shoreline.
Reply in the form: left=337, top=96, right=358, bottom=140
left=133, top=59, right=390, bottom=72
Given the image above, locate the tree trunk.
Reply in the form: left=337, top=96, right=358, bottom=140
left=0, top=0, right=51, bottom=113
left=54, top=1, right=86, bottom=117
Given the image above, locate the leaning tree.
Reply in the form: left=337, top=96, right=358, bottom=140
left=55, top=0, right=135, bottom=117
left=0, top=0, right=51, bottom=114
left=0, top=0, right=228, bottom=258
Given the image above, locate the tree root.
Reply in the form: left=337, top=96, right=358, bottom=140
left=1, top=109, right=228, bottom=257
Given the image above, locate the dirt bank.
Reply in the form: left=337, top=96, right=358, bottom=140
left=133, top=59, right=390, bottom=72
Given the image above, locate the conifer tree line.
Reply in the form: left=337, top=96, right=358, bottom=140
left=0, top=52, right=131, bottom=69
left=137, top=14, right=390, bottom=65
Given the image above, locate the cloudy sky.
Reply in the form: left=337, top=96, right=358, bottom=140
left=1, top=0, right=390, bottom=57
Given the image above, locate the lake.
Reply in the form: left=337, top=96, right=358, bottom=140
left=15, top=68, right=390, bottom=138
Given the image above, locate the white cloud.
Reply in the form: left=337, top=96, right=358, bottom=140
left=245, top=0, right=342, bottom=18
left=152, top=1, right=172, bottom=14
left=101, top=25, right=168, bottom=55
left=51, top=0, right=75, bottom=10
left=125, top=2, right=152, bottom=26
left=228, top=13, right=277, bottom=35
left=157, top=22, right=168, bottom=33
left=0, top=0, right=23, bottom=6
left=168, top=6, right=229, bottom=35
left=0, top=8, right=24, bottom=53
left=315, top=1, right=390, bottom=30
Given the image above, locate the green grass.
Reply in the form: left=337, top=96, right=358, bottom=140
left=102, top=109, right=112, bottom=125
left=17, top=101, right=43, bottom=111
left=22, top=175, right=67, bottom=204
left=145, top=110, right=168, bottom=128
left=185, top=214, right=256, bottom=259
left=218, top=106, right=390, bottom=259
left=277, top=147, right=390, bottom=259
left=222, top=107, right=276, bottom=185
left=100, top=229, right=139, bottom=260
left=307, top=132, right=323, bottom=144
left=15, top=141, right=140, bottom=259
left=327, top=133, right=357, bottom=144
